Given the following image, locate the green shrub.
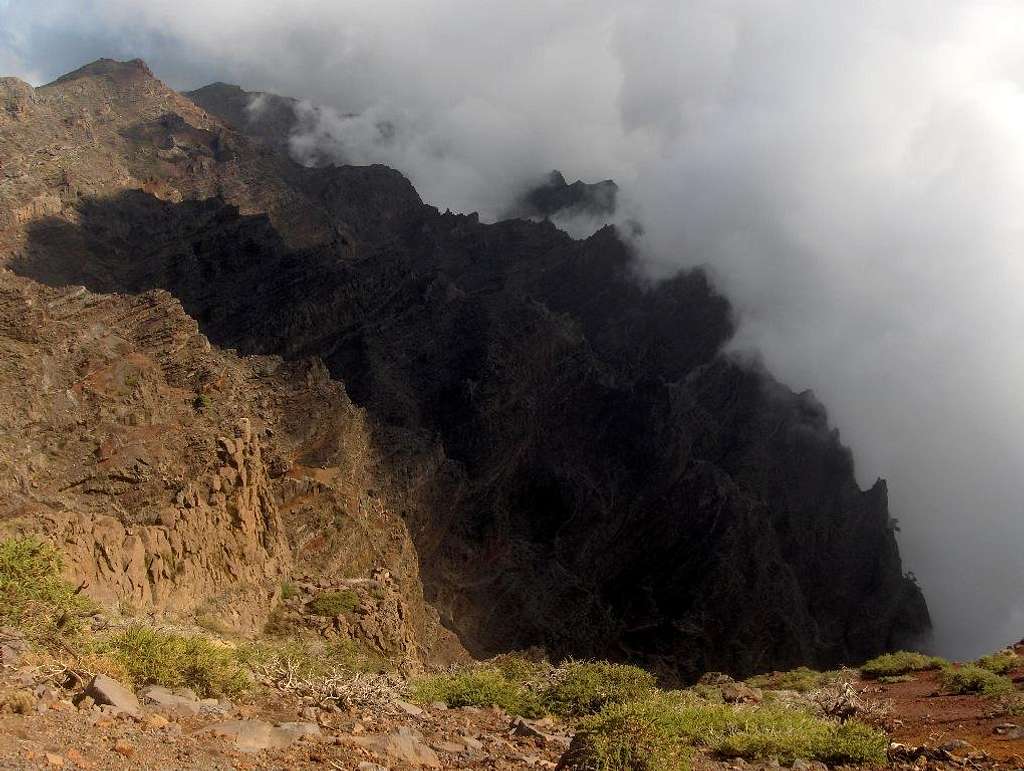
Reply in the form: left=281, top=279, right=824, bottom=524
left=1001, top=693, right=1024, bottom=716
left=0, top=537, right=94, bottom=643
left=306, top=590, right=359, bottom=617
left=95, top=625, right=250, bottom=698
left=975, top=651, right=1019, bottom=675
left=543, top=661, right=657, bottom=717
left=942, top=665, right=1014, bottom=696
left=746, top=667, right=841, bottom=693
left=410, top=659, right=656, bottom=719
left=410, top=667, right=544, bottom=717
left=860, top=651, right=945, bottom=679
left=280, top=581, right=299, bottom=600
left=488, top=652, right=550, bottom=684
left=717, top=711, right=886, bottom=765
left=562, top=692, right=887, bottom=770
left=561, top=696, right=692, bottom=771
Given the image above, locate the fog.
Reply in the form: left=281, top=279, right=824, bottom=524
left=3, top=0, right=1023, bottom=657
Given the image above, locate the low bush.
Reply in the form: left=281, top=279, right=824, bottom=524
left=410, top=667, right=544, bottom=717
left=95, top=625, right=250, bottom=698
left=1001, top=693, right=1024, bottom=716
left=306, top=590, right=359, bottom=617
left=975, top=651, right=1019, bottom=675
left=410, top=659, right=656, bottom=719
left=543, top=661, right=657, bottom=717
left=860, top=651, right=945, bottom=679
left=0, top=537, right=94, bottom=643
left=562, top=692, right=888, bottom=770
left=942, top=665, right=1014, bottom=697
left=746, top=667, right=842, bottom=693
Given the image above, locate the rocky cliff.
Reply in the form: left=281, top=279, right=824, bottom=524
left=0, top=59, right=929, bottom=681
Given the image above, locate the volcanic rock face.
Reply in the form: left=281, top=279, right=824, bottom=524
left=511, top=169, right=619, bottom=220
left=185, top=82, right=301, bottom=159
left=0, top=59, right=929, bottom=680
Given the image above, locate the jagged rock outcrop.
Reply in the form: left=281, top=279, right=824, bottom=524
left=0, top=58, right=929, bottom=681
left=0, top=269, right=460, bottom=663
left=511, top=169, right=619, bottom=220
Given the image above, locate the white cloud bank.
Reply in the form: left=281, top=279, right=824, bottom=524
left=3, top=0, right=1024, bottom=657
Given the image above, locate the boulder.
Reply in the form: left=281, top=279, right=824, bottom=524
left=138, top=685, right=201, bottom=715
left=199, top=719, right=321, bottom=753
left=350, top=727, right=441, bottom=768
left=395, top=699, right=424, bottom=717
left=993, top=723, right=1024, bottom=739
left=720, top=682, right=763, bottom=704
left=83, top=675, right=139, bottom=715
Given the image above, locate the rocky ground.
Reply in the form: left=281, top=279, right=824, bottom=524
left=0, top=637, right=1021, bottom=770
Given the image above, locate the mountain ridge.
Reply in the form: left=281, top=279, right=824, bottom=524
left=0, top=58, right=929, bottom=682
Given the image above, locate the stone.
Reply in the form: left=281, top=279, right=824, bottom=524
left=44, top=753, right=64, bottom=768
left=510, top=717, right=545, bottom=739
left=435, top=740, right=465, bottom=754
left=461, top=735, right=484, bottom=751
left=939, top=739, right=976, bottom=757
left=430, top=701, right=449, bottom=711
left=138, top=684, right=201, bottom=715
left=357, top=764, right=390, bottom=771
left=83, top=675, right=139, bottom=715
left=276, top=722, right=322, bottom=742
left=395, top=699, right=424, bottom=717
left=993, top=723, right=1024, bottom=739
left=64, top=749, right=92, bottom=769
left=0, top=644, right=22, bottom=667
left=791, top=759, right=827, bottom=771
left=350, top=727, right=441, bottom=768
left=720, top=682, right=762, bottom=704
left=199, top=719, right=320, bottom=753
left=112, top=740, right=134, bottom=757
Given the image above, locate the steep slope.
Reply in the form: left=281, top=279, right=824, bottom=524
left=185, top=82, right=301, bottom=158
left=0, top=59, right=929, bottom=681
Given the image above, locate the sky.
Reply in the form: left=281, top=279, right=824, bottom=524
left=3, top=0, right=1023, bottom=657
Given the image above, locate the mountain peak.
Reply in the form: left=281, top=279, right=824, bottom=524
left=48, top=57, right=154, bottom=86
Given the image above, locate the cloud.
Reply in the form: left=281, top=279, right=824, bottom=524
left=3, top=0, right=1024, bottom=656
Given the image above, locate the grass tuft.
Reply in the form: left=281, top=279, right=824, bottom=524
left=410, top=666, right=545, bottom=717
left=561, top=692, right=888, bottom=770
left=0, top=537, right=94, bottom=644
left=306, top=590, right=359, bottom=617
left=975, top=651, right=1019, bottom=675
left=942, top=665, right=1014, bottom=697
left=94, top=625, right=250, bottom=698
left=409, top=659, right=656, bottom=719
left=860, top=651, right=945, bottom=679
left=746, top=667, right=842, bottom=693
left=280, top=581, right=299, bottom=600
